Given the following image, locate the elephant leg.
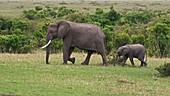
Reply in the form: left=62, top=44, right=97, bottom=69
left=129, top=57, right=135, bottom=66
left=96, top=44, right=108, bottom=66
left=81, top=50, right=93, bottom=65
left=68, top=47, right=75, bottom=64
left=122, top=56, right=128, bottom=66
left=140, top=61, right=144, bottom=67
left=62, top=46, right=69, bottom=64
left=139, top=60, right=147, bottom=67
left=138, top=56, right=147, bottom=67
left=62, top=38, right=72, bottom=64
left=100, top=53, right=108, bottom=66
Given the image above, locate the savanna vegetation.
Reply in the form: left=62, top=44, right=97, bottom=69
left=0, top=0, right=170, bottom=58
left=0, top=0, right=170, bottom=96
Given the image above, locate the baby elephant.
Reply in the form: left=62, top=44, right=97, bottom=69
left=114, top=44, right=147, bottom=67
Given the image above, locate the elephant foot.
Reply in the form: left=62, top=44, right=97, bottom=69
left=62, top=62, right=67, bottom=65
left=63, top=61, right=67, bottom=65
left=69, top=57, right=75, bottom=64
left=140, top=63, right=147, bottom=67
left=140, top=64, right=144, bottom=67
left=81, top=62, right=89, bottom=65
left=145, top=63, right=147, bottom=67
left=102, top=63, right=108, bottom=66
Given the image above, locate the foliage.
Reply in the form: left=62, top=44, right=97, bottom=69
left=119, top=10, right=155, bottom=25
left=50, top=40, right=63, bottom=53
left=115, top=33, right=132, bottom=48
left=1, top=6, right=170, bottom=57
left=131, top=34, right=145, bottom=45
left=0, top=17, right=35, bottom=53
left=146, top=19, right=170, bottom=57
left=65, top=12, right=86, bottom=22
left=0, top=35, right=35, bottom=53
left=57, top=6, right=77, bottom=18
left=155, top=62, right=170, bottom=77
left=103, top=25, right=115, bottom=54
left=74, top=8, right=122, bottom=27
left=23, top=6, right=57, bottom=20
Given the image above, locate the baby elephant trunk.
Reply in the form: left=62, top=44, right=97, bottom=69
left=114, top=54, right=119, bottom=66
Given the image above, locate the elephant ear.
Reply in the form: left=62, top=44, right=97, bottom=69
left=121, top=46, right=130, bottom=56
left=57, top=21, right=70, bottom=39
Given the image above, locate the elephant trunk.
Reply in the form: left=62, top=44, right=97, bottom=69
left=45, top=39, right=51, bottom=64
left=114, top=54, right=119, bottom=66
left=42, top=33, right=53, bottom=64
left=46, top=44, right=50, bottom=64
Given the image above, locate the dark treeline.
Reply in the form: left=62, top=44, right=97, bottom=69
left=0, top=6, right=170, bottom=58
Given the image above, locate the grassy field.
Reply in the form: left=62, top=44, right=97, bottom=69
left=0, top=0, right=170, bottom=96
left=0, top=51, right=170, bottom=96
left=0, top=0, right=170, bottom=18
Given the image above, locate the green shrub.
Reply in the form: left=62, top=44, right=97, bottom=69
left=35, top=6, right=43, bottom=11
left=0, top=20, right=3, bottom=29
left=65, top=13, right=85, bottom=22
left=50, top=40, right=63, bottom=53
left=103, top=25, right=115, bottom=54
left=155, top=62, right=170, bottom=77
left=131, top=34, right=145, bottom=44
left=122, top=10, right=155, bottom=24
left=115, top=33, right=132, bottom=48
left=57, top=6, right=77, bottom=18
left=146, top=20, right=170, bottom=58
left=0, top=36, right=6, bottom=53
left=23, top=9, right=37, bottom=20
left=23, top=6, right=57, bottom=20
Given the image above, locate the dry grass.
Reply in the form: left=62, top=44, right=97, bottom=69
left=0, top=51, right=170, bottom=96
left=0, top=0, right=170, bottom=18
left=0, top=51, right=170, bottom=67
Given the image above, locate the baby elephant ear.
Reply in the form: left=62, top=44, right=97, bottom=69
left=121, top=46, right=130, bottom=55
left=57, top=21, right=70, bottom=39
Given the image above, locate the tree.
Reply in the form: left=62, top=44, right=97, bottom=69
left=147, top=19, right=170, bottom=57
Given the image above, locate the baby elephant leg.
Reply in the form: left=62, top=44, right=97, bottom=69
left=129, top=57, right=135, bottom=66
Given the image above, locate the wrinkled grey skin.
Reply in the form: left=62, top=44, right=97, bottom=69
left=114, top=44, right=147, bottom=67
left=44, top=20, right=107, bottom=65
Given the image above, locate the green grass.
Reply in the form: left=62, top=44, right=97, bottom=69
left=0, top=52, right=170, bottom=96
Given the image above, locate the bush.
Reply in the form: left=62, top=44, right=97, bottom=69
left=131, top=34, right=145, bottom=44
left=155, top=62, right=170, bottom=77
left=35, top=6, right=43, bottom=11
left=50, top=40, right=63, bottom=53
left=1, top=35, right=35, bottom=53
left=23, top=9, right=37, bottom=20
left=146, top=20, right=170, bottom=58
left=122, top=10, right=155, bottom=24
left=115, top=33, right=132, bottom=48
left=23, top=6, right=57, bottom=20
left=65, top=13, right=85, bottom=22
left=103, top=25, right=115, bottom=54
left=0, top=36, right=6, bottom=53
left=57, top=6, right=77, bottom=18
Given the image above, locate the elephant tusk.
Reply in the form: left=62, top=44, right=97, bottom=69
left=41, top=40, right=51, bottom=49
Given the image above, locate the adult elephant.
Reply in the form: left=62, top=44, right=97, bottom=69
left=114, top=44, right=147, bottom=67
left=41, top=20, right=107, bottom=66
